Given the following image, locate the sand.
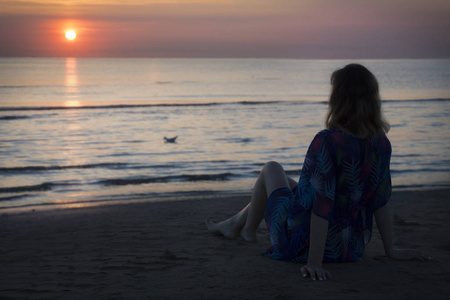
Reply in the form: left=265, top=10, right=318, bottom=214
left=0, top=188, right=449, bottom=299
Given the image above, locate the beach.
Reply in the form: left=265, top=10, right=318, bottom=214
left=1, top=188, right=449, bottom=299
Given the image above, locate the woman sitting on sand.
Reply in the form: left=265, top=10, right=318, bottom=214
left=206, top=64, right=430, bottom=280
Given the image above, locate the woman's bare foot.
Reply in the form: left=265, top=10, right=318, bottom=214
left=205, top=218, right=239, bottom=239
left=240, top=227, right=257, bottom=242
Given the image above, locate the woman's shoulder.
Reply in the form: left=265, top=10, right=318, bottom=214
left=308, top=129, right=340, bottom=152
left=375, top=133, right=392, bottom=153
left=316, top=128, right=390, bottom=141
left=313, top=129, right=335, bottom=139
left=313, top=129, right=350, bottom=143
left=313, top=129, right=391, bottom=151
left=309, top=129, right=340, bottom=148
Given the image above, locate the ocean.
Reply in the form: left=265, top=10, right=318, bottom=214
left=1, top=58, right=449, bottom=211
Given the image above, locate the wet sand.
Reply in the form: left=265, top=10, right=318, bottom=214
left=1, top=189, right=449, bottom=299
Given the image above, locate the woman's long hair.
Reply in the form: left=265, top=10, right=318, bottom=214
left=325, top=64, right=390, bottom=138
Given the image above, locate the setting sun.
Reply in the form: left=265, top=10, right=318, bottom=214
left=65, top=30, right=77, bottom=40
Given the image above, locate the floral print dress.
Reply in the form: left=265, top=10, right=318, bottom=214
left=264, top=129, right=392, bottom=263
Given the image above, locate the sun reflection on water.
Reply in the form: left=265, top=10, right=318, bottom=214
left=64, top=57, right=79, bottom=103
left=64, top=100, right=81, bottom=107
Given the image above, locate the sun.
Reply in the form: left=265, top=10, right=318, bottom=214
left=65, top=30, right=77, bottom=40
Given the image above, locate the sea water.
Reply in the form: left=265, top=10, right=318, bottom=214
left=1, top=58, right=449, bottom=211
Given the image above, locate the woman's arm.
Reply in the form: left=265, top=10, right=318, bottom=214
left=374, top=204, right=431, bottom=261
left=301, top=213, right=332, bottom=280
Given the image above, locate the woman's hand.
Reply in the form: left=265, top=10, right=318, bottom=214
left=374, top=206, right=431, bottom=262
left=388, top=248, right=431, bottom=261
left=301, top=264, right=332, bottom=281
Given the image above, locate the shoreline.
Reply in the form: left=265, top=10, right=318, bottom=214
left=2, top=185, right=449, bottom=215
left=1, top=188, right=449, bottom=299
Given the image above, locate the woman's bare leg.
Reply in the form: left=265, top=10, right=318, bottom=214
left=206, top=161, right=295, bottom=241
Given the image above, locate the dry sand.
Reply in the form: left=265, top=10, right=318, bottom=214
left=0, top=189, right=449, bottom=299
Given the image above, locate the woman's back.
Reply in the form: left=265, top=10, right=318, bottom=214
left=295, top=129, right=392, bottom=262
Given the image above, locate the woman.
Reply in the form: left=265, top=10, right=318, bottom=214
left=206, top=64, right=430, bottom=280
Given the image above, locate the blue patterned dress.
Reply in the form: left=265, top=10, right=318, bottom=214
left=264, top=129, right=392, bottom=263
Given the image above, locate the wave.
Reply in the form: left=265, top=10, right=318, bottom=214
left=0, top=172, right=236, bottom=194
left=0, top=163, right=129, bottom=173
left=0, top=101, right=286, bottom=112
left=1, top=98, right=448, bottom=112
left=393, top=183, right=450, bottom=190
left=384, top=98, right=450, bottom=103
left=214, top=137, right=254, bottom=143
left=0, top=194, right=31, bottom=202
left=0, top=182, right=53, bottom=193
left=391, top=167, right=450, bottom=174
left=98, top=173, right=235, bottom=186
left=0, top=115, right=31, bottom=121
left=0, top=85, right=47, bottom=89
left=0, top=162, right=220, bottom=174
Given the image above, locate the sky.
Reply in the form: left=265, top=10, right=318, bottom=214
left=1, top=0, right=450, bottom=58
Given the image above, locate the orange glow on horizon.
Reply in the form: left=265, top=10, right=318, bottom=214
left=64, top=101, right=81, bottom=107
